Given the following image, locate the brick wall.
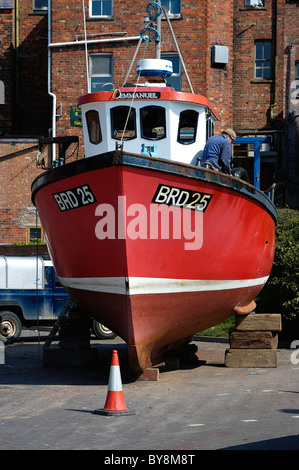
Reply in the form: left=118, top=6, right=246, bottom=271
left=0, top=5, right=51, bottom=136
left=0, top=7, right=14, bottom=135
left=0, top=244, right=50, bottom=259
left=51, top=0, right=234, bottom=143
left=206, top=0, right=234, bottom=131
left=0, top=142, right=45, bottom=244
left=233, top=0, right=285, bottom=132
left=17, top=6, right=51, bottom=135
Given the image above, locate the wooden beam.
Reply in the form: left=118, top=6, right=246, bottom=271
left=235, top=314, right=281, bottom=332
left=225, top=349, right=277, bottom=368
left=229, top=331, right=278, bottom=349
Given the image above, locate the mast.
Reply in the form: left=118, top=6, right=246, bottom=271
left=155, top=0, right=161, bottom=59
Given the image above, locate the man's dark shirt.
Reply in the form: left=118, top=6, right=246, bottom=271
left=201, top=134, right=231, bottom=173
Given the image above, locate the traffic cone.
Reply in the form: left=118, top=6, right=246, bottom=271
left=93, top=350, right=135, bottom=416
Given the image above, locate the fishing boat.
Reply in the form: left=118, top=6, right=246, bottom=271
left=31, top=2, right=276, bottom=373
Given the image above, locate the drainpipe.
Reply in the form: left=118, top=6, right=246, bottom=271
left=270, top=0, right=278, bottom=119
left=48, top=0, right=57, bottom=162
left=14, top=0, right=19, bottom=133
left=48, top=36, right=140, bottom=48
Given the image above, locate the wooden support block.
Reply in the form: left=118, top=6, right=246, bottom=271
left=137, top=367, right=160, bottom=381
left=225, top=348, right=277, bottom=368
left=235, top=314, right=281, bottom=332
left=229, top=331, right=278, bottom=349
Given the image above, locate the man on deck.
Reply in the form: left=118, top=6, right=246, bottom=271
left=201, top=128, right=236, bottom=174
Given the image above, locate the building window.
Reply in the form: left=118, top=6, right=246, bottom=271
left=162, top=53, right=181, bottom=91
left=296, top=61, right=299, bottom=97
left=90, top=0, right=113, bottom=17
left=86, top=110, right=102, bottom=144
left=0, top=0, right=13, bottom=8
left=244, top=0, right=264, bottom=7
left=111, top=106, right=136, bottom=140
left=33, top=0, right=48, bottom=11
left=254, top=41, right=271, bottom=80
left=27, top=227, right=43, bottom=243
left=90, top=54, right=113, bottom=92
left=161, top=0, right=181, bottom=17
left=140, top=106, right=166, bottom=140
left=0, top=81, right=4, bottom=104
left=177, top=110, right=198, bottom=144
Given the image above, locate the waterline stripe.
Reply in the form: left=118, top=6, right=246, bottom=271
left=59, top=275, right=268, bottom=295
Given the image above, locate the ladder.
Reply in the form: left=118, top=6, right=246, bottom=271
left=43, top=297, right=75, bottom=350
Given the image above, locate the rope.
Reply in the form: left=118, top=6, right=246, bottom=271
left=120, top=40, right=149, bottom=146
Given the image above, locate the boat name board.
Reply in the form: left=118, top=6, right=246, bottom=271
left=116, top=91, right=161, bottom=100
left=152, top=184, right=213, bottom=212
left=53, top=184, right=97, bottom=211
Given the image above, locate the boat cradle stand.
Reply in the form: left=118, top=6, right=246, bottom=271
left=137, top=342, right=200, bottom=381
left=43, top=298, right=98, bottom=368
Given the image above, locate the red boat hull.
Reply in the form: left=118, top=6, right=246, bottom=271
left=32, top=152, right=276, bottom=372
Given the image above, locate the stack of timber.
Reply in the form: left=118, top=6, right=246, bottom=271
left=225, top=314, right=282, bottom=368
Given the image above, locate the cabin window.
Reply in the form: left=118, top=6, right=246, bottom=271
left=111, top=106, right=136, bottom=140
left=86, top=110, right=102, bottom=145
left=206, top=118, right=214, bottom=140
left=177, top=110, right=198, bottom=144
left=140, top=106, right=166, bottom=140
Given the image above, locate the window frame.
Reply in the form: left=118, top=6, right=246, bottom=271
left=33, top=0, right=48, bottom=11
left=140, top=105, right=167, bottom=141
left=244, top=0, right=264, bottom=7
left=110, top=106, right=137, bottom=141
left=86, top=110, right=102, bottom=145
left=0, top=0, right=13, bottom=8
left=296, top=61, right=299, bottom=98
left=27, top=226, right=44, bottom=244
left=89, top=0, right=113, bottom=18
left=177, top=110, right=199, bottom=145
left=161, top=52, right=181, bottom=91
left=90, top=53, right=113, bottom=92
left=161, top=0, right=181, bottom=18
left=254, top=40, right=272, bottom=80
left=206, top=118, right=214, bottom=141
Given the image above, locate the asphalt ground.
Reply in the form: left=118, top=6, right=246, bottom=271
left=1, top=329, right=299, bottom=454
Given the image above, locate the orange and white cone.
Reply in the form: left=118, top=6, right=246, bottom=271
left=94, top=350, right=135, bottom=416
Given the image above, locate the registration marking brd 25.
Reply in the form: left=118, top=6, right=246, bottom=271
left=152, top=184, right=213, bottom=212
left=53, top=184, right=97, bottom=211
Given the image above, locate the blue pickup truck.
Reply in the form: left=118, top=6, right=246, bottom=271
left=0, top=256, right=115, bottom=344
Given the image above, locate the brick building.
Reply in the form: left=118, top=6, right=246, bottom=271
left=0, top=0, right=298, bottom=245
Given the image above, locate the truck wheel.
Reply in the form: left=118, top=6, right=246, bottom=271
left=0, top=311, right=22, bottom=344
left=92, top=320, right=116, bottom=340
